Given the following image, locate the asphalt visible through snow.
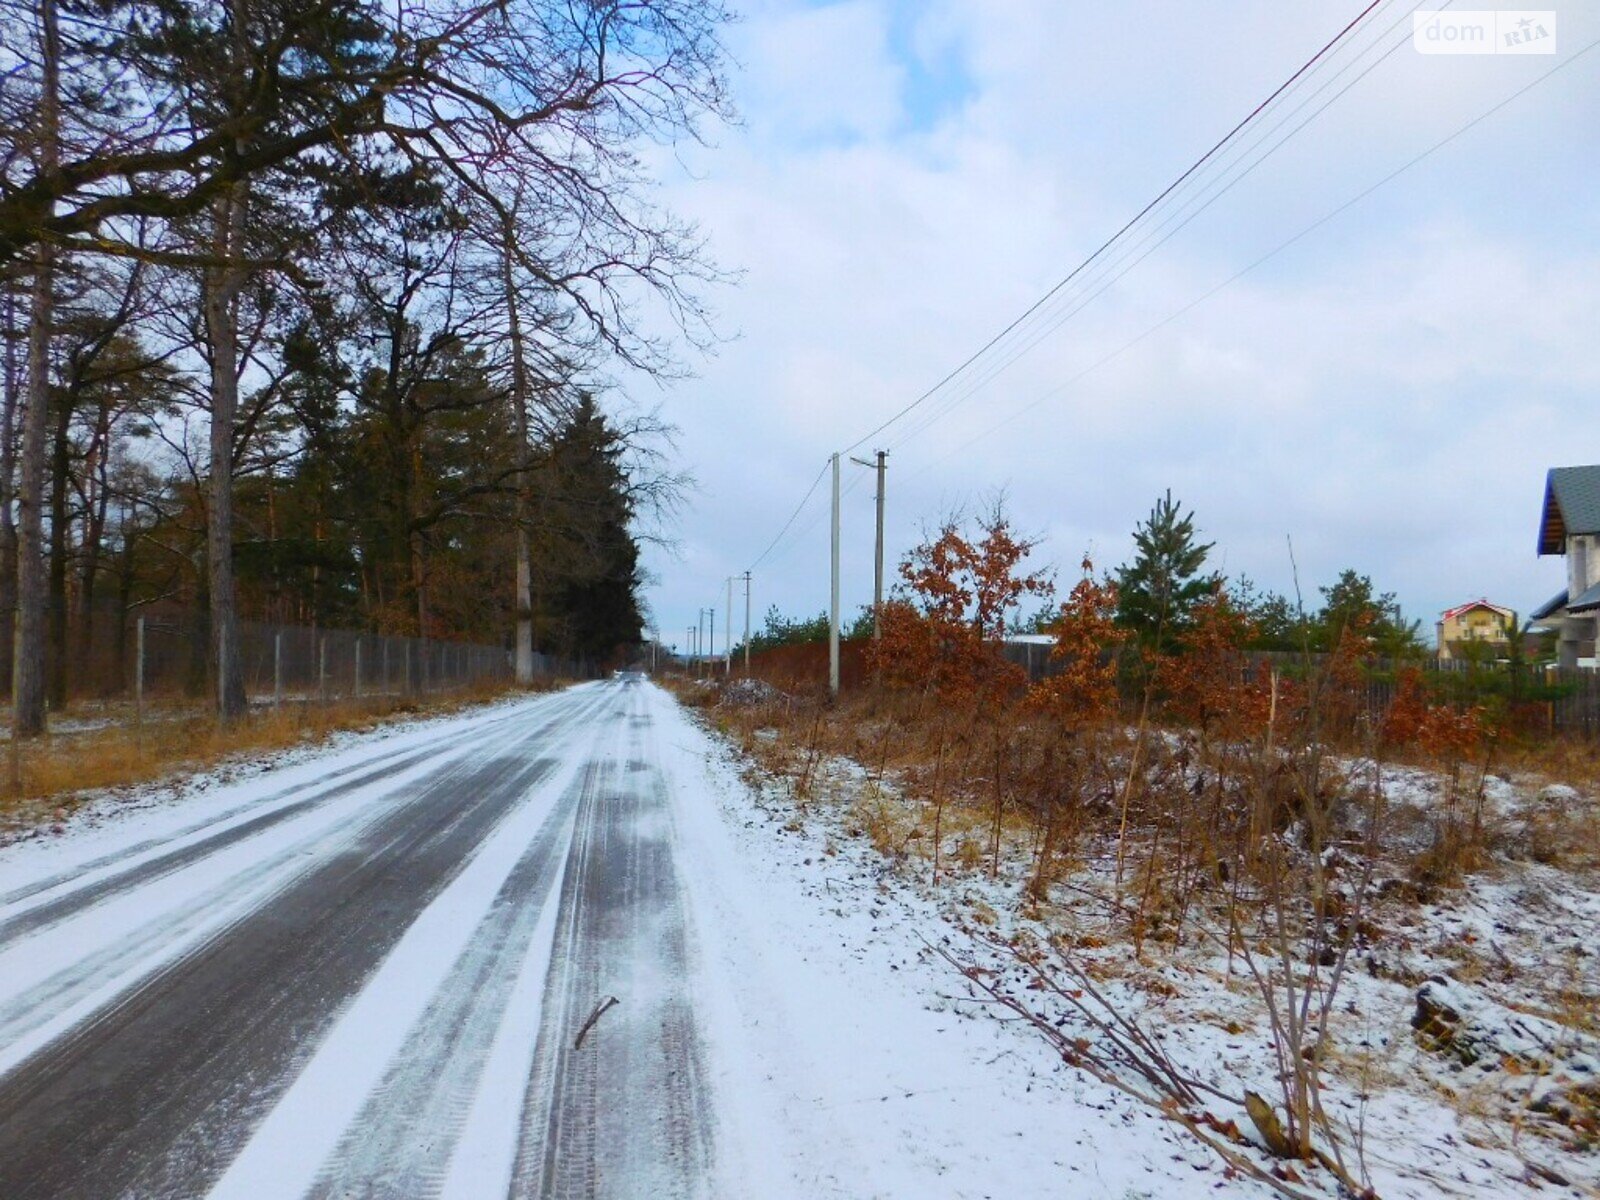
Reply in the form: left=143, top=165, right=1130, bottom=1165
left=0, top=679, right=714, bottom=1200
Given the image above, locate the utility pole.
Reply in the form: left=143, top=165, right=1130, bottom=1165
left=829, top=451, right=840, bottom=698
left=708, top=608, right=715, bottom=679
left=742, top=571, right=752, bottom=675
left=872, top=450, right=886, bottom=640
left=851, top=450, right=888, bottom=641
left=697, top=609, right=706, bottom=677
left=725, top=577, right=734, bottom=674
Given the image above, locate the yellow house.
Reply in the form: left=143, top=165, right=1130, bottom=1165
left=1436, top=600, right=1516, bottom=660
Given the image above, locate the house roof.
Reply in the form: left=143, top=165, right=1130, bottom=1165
left=1538, top=465, right=1600, bottom=555
left=1569, top=580, right=1600, bottom=614
left=1440, top=598, right=1514, bottom=621
left=1530, top=588, right=1568, bottom=621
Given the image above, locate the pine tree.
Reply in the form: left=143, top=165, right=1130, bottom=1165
left=545, top=395, right=644, bottom=666
left=1314, top=568, right=1423, bottom=656
left=1114, top=490, right=1217, bottom=646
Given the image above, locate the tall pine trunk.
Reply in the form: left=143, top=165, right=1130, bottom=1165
left=0, top=282, right=19, bottom=699
left=13, top=0, right=59, bottom=738
left=74, top=425, right=111, bottom=687
left=501, top=219, right=534, bottom=684
left=45, top=390, right=70, bottom=707
left=204, top=188, right=248, bottom=720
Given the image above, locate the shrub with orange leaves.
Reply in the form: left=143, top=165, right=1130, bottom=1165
left=868, top=508, right=1052, bottom=706
left=1027, top=559, right=1122, bottom=733
left=1380, top=667, right=1431, bottom=750
left=1381, top=666, right=1486, bottom=764
left=1163, top=588, right=1273, bottom=740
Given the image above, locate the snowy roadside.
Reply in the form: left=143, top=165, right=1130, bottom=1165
left=0, top=685, right=594, bottom=868
left=663, top=687, right=1598, bottom=1200
left=653, top=685, right=1291, bottom=1200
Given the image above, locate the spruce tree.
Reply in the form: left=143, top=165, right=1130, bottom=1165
left=1114, top=490, right=1217, bottom=646
left=548, top=395, right=644, bottom=666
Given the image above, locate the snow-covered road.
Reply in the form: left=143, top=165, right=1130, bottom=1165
left=0, top=679, right=1256, bottom=1200
left=0, top=680, right=720, bottom=1199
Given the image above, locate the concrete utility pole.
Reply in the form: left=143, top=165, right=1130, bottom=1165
left=697, top=609, right=706, bottom=677
left=742, top=571, right=752, bottom=675
left=725, top=577, right=733, bottom=674
left=872, top=450, right=886, bottom=639
left=851, top=450, right=888, bottom=641
left=708, top=608, right=715, bottom=679
left=829, top=452, right=841, bottom=698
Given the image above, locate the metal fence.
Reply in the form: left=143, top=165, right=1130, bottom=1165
left=1002, top=641, right=1600, bottom=739
left=3, top=604, right=557, bottom=708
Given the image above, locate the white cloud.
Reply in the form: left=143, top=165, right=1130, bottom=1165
left=733, top=1, right=905, bottom=143
left=634, top=0, right=1600, bottom=646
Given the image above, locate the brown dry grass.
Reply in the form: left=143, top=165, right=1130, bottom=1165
left=1, top=679, right=561, bottom=829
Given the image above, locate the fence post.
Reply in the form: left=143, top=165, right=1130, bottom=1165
left=355, top=638, right=363, bottom=701
left=274, top=631, right=282, bottom=710
left=319, top=636, right=328, bottom=705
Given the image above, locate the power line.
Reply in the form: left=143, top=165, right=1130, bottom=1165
left=738, top=2, right=1398, bottom=596
left=881, top=0, right=1436, bottom=455
left=837, top=0, right=1392, bottom=457
left=903, top=30, right=1600, bottom=483
left=746, top=457, right=830, bottom=572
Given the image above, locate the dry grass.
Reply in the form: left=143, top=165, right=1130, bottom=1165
left=687, top=672, right=1600, bottom=1185
left=1, top=679, right=554, bottom=830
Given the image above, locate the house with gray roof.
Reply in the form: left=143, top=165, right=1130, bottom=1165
left=1531, top=464, right=1600, bottom=667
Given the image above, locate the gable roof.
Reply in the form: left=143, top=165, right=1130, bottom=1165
left=1440, top=599, right=1514, bottom=622
left=1538, top=465, right=1600, bottom=554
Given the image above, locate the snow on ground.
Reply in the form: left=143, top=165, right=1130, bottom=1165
left=2, top=680, right=1593, bottom=1198
left=656, top=691, right=1288, bottom=1199
left=671, top=696, right=1600, bottom=1199
left=0, top=687, right=547, bottom=855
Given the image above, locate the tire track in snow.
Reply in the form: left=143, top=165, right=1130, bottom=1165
left=0, top=739, right=490, bottom=1067
left=515, top=679, right=714, bottom=1200
left=300, top=751, right=607, bottom=1198
left=0, top=687, right=597, bottom=935
left=0, top=698, right=591, bottom=1200
left=0, top=691, right=614, bottom=1059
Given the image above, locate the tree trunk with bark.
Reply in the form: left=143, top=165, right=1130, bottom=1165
left=13, top=0, right=60, bottom=738
left=46, top=388, right=71, bottom=707
left=0, top=282, right=20, bottom=699
left=204, top=188, right=248, bottom=720
left=501, top=221, right=535, bottom=684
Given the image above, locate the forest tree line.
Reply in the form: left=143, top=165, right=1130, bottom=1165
left=0, top=0, right=732, bottom=733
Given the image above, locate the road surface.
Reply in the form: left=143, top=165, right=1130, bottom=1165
left=0, top=679, right=1256, bottom=1200
left=0, top=679, right=716, bottom=1200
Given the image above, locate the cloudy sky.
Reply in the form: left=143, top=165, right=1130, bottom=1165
left=627, top=0, right=1600, bottom=654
